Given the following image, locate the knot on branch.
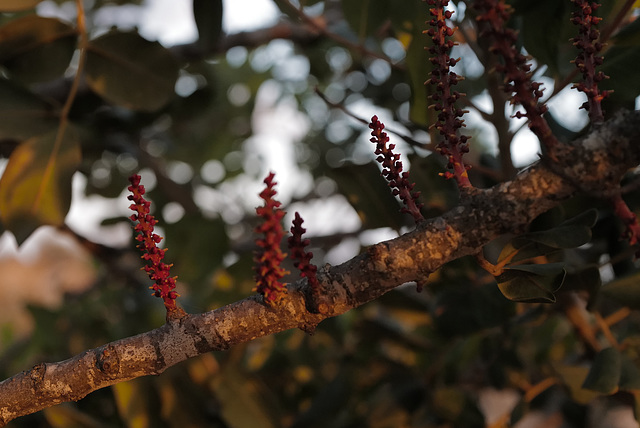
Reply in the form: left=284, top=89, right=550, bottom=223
left=96, top=345, right=120, bottom=377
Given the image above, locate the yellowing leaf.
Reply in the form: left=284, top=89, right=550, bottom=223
left=43, top=403, right=103, bottom=428
left=0, top=0, right=42, bottom=12
left=0, top=125, right=81, bottom=244
left=112, top=380, right=151, bottom=428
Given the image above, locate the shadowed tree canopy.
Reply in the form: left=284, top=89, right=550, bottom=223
left=1, top=0, right=640, bottom=426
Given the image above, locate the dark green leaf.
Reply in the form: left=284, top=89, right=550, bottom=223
left=519, top=209, right=597, bottom=248
left=0, top=16, right=76, bottom=84
left=516, top=0, right=569, bottom=77
left=406, top=20, right=435, bottom=128
left=496, top=264, right=566, bottom=303
left=500, top=240, right=559, bottom=264
left=193, top=0, right=223, bottom=53
left=619, top=354, right=640, bottom=391
left=582, top=347, right=621, bottom=394
left=407, top=154, right=458, bottom=215
left=0, top=125, right=81, bottom=244
left=341, top=0, right=390, bottom=39
left=609, top=12, right=640, bottom=47
left=85, top=31, right=179, bottom=111
left=501, top=210, right=598, bottom=263
left=506, top=263, right=565, bottom=277
left=561, top=209, right=598, bottom=228
left=601, top=44, right=640, bottom=106
left=0, top=79, right=60, bottom=139
left=327, top=162, right=408, bottom=230
left=521, top=225, right=591, bottom=249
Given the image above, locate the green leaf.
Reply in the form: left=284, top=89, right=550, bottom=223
left=520, top=224, right=591, bottom=249
left=0, top=125, right=81, bottom=244
left=609, top=12, right=640, bottom=47
left=498, top=240, right=558, bottom=264
left=600, top=272, right=640, bottom=310
left=518, top=209, right=597, bottom=249
left=553, top=364, right=601, bottom=404
left=85, top=31, right=179, bottom=111
left=582, top=347, right=621, bottom=394
left=496, top=263, right=566, bottom=303
left=499, top=210, right=598, bottom=263
left=0, top=0, right=42, bottom=12
left=506, top=263, right=566, bottom=277
left=601, top=45, right=640, bottom=105
left=513, top=0, right=574, bottom=78
left=193, top=0, right=223, bottom=53
left=406, top=153, right=458, bottom=215
left=0, top=16, right=76, bottom=84
left=0, top=79, right=60, bottom=139
left=560, top=208, right=598, bottom=228
left=407, top=31, right=435, bottom=128
left=404, top=12, right=437, bottom=129
left=341, top=0, right=390, bottom=39
left=619, top=354, right=640, bottom=391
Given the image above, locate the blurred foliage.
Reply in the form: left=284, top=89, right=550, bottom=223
left=0, top=0, right=640, bottom=426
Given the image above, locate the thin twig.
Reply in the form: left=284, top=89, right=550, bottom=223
left=280, top=0, right=404, bottom=70
left=314, top=87, right=436, bottom=151
left=33, top=0, right=88, bottom=211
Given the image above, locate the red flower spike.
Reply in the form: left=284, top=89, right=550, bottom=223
left=570, top=0, right=610, bottom=125
left=369, top=116, right=425, bottom=223
left=128, top=174, right=184, bottom=320
left=425, top=0, right=473, bottom=189
left=288, top=212, right=320, bottom=294
left=473, top=0, right=560, bottom=158
left=254, top=172, right=289, bottom=304
left=611, top=194, right=640, bottom=257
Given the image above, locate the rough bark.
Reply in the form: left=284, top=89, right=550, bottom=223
left=1, top=110, right=639, bottom=426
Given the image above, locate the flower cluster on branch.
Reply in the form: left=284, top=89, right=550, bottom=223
left=254, top=172, right=289, bottom=304
left=128, top=174, right=184, bottom=319
left=369, top=115, right=425, bottom=223
left=611, top=194, right=640, bottom=255
left=570, top=0, right=610, bottom=125
left=473, top=0, right=559, bottom=157
left=425, top=0, right=472, bottom=189
left=288, top=212, right=319, bottom=294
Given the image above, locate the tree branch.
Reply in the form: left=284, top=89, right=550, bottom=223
left=1, top=110, right=639, bottom=426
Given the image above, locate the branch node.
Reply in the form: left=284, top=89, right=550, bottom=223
left=96, top=344, right=120, bottom=377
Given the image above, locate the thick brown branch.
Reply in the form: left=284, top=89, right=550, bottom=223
left=1, top=110, right=639, bottom=426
